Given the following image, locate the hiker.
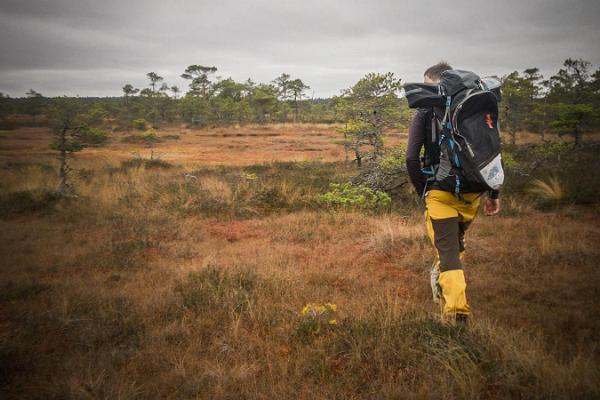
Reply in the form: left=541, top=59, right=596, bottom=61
left=405, top=62, right=501, bottom=324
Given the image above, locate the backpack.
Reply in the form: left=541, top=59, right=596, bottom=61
left=404, top=70, right=504, bottom=198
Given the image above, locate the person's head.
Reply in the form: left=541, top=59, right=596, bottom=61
left=424, top=61, right=452, bottom=84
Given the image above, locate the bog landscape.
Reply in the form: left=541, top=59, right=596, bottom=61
left=1, top=60, right=600, bottom=399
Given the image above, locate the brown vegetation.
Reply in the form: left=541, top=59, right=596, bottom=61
left=0, top=124, right=599, bottom=399
left=0, top=123, right=404, bottom=168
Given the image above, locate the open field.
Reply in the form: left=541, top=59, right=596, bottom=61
left=1, top=121, right=588, bottom=167
left=0, top=123, right=404, bottom=167
left=1, top=124, right=600, bottom=399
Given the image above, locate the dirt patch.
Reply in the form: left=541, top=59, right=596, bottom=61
left=207, top=219, right=265, bottom=242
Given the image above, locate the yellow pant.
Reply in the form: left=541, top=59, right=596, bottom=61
left=424, top=190, right=481, bottom=318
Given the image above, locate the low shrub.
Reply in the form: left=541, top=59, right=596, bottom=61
left=132, top=118, right=147, bottom=130
left=0, top=190, right=59, bottom=218
left=319, top=182, right=391, bottom=211
left=120, top=157, right=173, bottom=170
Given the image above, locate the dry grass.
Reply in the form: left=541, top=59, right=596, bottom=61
left=529, top=175, right=565, bottom=202
left=0, top=125, right=599, bottom=399
left=0, top=123, right=404, bottom=168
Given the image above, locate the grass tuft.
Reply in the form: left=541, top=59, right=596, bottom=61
left=529, top=175, right=565, bottom=202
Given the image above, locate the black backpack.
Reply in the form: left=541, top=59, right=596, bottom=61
left=404, top=70, right=504, bottom=197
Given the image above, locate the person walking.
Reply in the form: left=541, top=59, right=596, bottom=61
left=405, top=62, right=501, bottom=324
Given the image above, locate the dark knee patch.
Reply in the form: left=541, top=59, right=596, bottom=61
left=431, top=217, right=462, bottom=272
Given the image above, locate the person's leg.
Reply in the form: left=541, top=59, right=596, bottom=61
left=452, top=193, right=482, bottom=321
left=435, top=222, right=469, bottom=319
left=425, top=209, right=442, bottom=304
left=425, top=190, right=468, bottom=319
left=456, top=194, right=482, bottom=261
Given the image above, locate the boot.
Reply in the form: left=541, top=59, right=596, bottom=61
left=455, top=313, right=469, bottom=327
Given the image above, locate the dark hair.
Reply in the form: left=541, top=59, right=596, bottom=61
left=424, top=62, right=452, bottom=80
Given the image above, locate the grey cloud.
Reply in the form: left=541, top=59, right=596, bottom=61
left=1, top=0, right=599, bottom=97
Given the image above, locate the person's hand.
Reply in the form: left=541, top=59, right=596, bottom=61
left=483, top=198, right=501, bottom=216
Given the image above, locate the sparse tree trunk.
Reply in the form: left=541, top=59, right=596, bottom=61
left=294, top=94, right=299, bottom=122
left=343, top=128, right=349, bottom=163
left=124, top=95, right=130, bottom=126
left=354, top=147, right=362, bottom=167
left=371, top=111, right=384, bottom=157
left=372, top=128, right=384, bottom=157
left=541, top=105, right=546, bottom=142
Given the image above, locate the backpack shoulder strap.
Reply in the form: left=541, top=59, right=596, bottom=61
left=422, top=108, right=442, bottom=175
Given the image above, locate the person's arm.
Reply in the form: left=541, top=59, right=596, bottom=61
left=484, top=190, right=501, bottom=215
left=406, top=109, right=427, bottom=197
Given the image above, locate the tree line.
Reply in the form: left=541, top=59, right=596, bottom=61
left=500, top=58, right=600, bottom=147
left=0, top=66, right=340, bottom=128
left=0, top=58, right=599, bottom=147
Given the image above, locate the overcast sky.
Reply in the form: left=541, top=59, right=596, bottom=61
left=1, top=0, right=599, bottom=98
